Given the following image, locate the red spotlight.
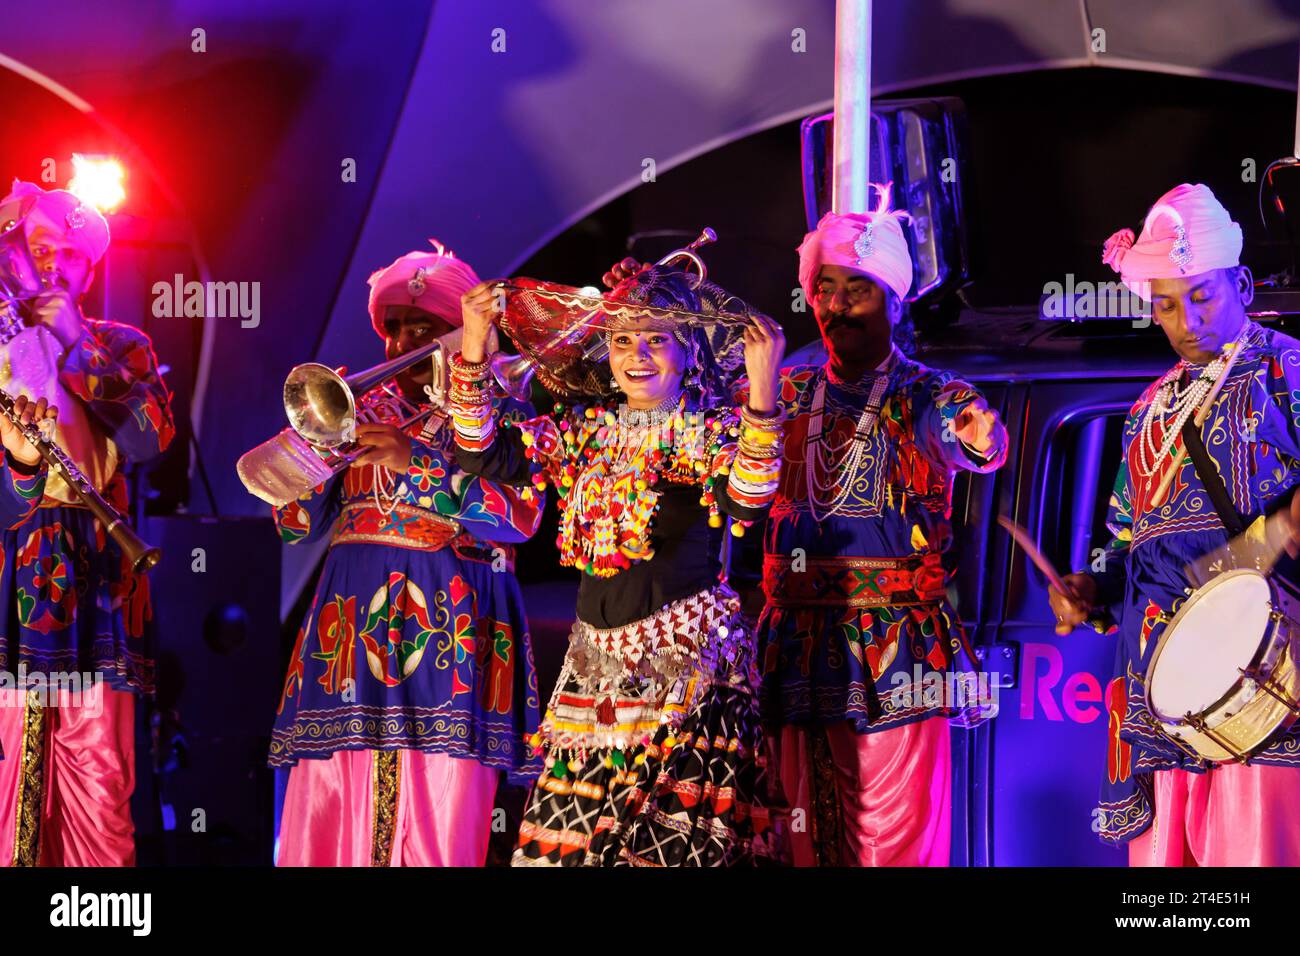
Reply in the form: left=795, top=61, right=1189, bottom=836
left=68, top=153, right=126, bottom=213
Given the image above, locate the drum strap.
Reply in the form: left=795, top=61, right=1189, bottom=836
left=1180, top=418, right=1246, bottom=537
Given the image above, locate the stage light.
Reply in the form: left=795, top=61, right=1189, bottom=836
left=67, top=153, right=126, bottom=213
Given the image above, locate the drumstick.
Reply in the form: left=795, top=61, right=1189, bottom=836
left=1150, top=340, right=1243, bottom=507
left=997, top=515, right=1071, bottom=596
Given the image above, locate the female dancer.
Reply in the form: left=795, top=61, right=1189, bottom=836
left=450, top=264, right=786, bottom=866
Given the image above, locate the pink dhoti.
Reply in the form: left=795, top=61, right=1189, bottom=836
left=1128, top=762, right=1300, bottom=867
left=276, top=748, right=499, bottom=866
left=0, top=685, right=136, bottom=867
left=775, top=716, right=951, bottom=866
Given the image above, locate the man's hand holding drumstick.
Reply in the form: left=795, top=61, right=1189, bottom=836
left=1047, top=573, right=1100, bottom=636
left=997, top=515, right=1101, bottom=636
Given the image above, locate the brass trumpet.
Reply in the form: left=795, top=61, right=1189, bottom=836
left=237, top=341, right=445, bottom=507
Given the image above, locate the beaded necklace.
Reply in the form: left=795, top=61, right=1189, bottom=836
left=805, top=353, right=895, bottom=521
left=1134, top=346, right=1233, bottom=478
left=369, top=395, right=448, bottom=516
left=536, top=392, right=734, bottom=577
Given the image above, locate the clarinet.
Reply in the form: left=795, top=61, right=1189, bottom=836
left=0, top=387, right=161, bottom=572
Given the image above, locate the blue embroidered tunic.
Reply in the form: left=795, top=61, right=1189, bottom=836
left=755, top=351, right=1007, bottom=734
left=269, top=399, right=544, bottom=784
left=0, top=318, right=174, bottom=697
left=1094, top=321, right=1300, bottom=845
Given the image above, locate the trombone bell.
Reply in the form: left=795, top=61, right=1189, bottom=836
left=283, top=363, right=357, bottom=448
left=241, top=339, right=448, bottom=507
left=489, top=351, right=535, bottom=402
left=281, top=340, right=444, bottom=448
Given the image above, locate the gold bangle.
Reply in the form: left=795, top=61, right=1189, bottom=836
left=737, top=444, right=782, bottom=461
left=450, top=351, right=492, bottom=377
left=737, top=432, right=784, bottom=458
left=449, top=391, right=492, bottom=407
left=740, top=403, right=786, bottom=428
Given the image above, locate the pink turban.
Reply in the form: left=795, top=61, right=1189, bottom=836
left=0, top=180, right=110, bottom=266
left=797, top=183, right=914, bottom=303
left=1102, top=183, right=1243, bottom=297
left=366, top=239, right=481, bottom=338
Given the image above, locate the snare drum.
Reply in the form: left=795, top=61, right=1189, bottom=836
left=1144, top=569, right=1300, bottom=763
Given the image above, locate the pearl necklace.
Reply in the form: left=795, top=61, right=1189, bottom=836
left=371, top=463, right=402, bottom=517
left=1135, top=351, right=1230, bottom=478
left=805, top=361, right=892, bottom=521
left=371, top=400, right=448, bottom=518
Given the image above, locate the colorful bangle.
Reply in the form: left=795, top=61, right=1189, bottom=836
left=449, top=386, right=491, bottom=406
left=738, top=442, right=783, bottom=461
left=452, top=406, right=497, bottom=450
left=737, top=427, right=782, bottom=456
left=726, top=453, right=781, bottom=508
left=736, top=405, right=786, bottom=459
left=739, top=403, right=786, bottom=428
left=449, top=351, right=493, bottom=380
left=448, top=354, right=497, bottom=450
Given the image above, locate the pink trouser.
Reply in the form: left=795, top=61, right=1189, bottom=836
left=775, top=716, right=951, bottom=866
left=0, top=685, right=136, bottom=867
left=1128, top=762, right=1300, bottom=867
left=276, top=748, right=500, bottom=866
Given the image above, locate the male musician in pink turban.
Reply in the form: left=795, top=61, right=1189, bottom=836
left=1051, top=183, right=1300, bottom=865
left=601, top=185, right=1008, bottom=866
left=268, top=240, right=543, bottom=866
left=754, top=187, right=1007, bottom=866
left=0, top=180, right=174, bottom=866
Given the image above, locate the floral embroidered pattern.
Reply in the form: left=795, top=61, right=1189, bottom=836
left=358, top=572, right=440, bottom=687
left=15, top=524, right=85, bottom=635
left=407, top=453, right=447, bottom=493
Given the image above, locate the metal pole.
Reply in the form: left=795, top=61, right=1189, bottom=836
left=1294, top=39, right=1299, bottom=158
left=832, top=0, right=872, bottom=214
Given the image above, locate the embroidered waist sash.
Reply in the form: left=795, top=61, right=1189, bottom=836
left=540, top=584, right=751, bottom=756
left=331, top=503, right=510, bottom=569
left=762, top=552, right=947, bottom=608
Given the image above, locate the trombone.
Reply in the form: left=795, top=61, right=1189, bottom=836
left=237, top=341, right=446, bottom=507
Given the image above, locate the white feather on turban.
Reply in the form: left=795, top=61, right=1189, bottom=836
left=797, top=183, right=914, bottom=303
